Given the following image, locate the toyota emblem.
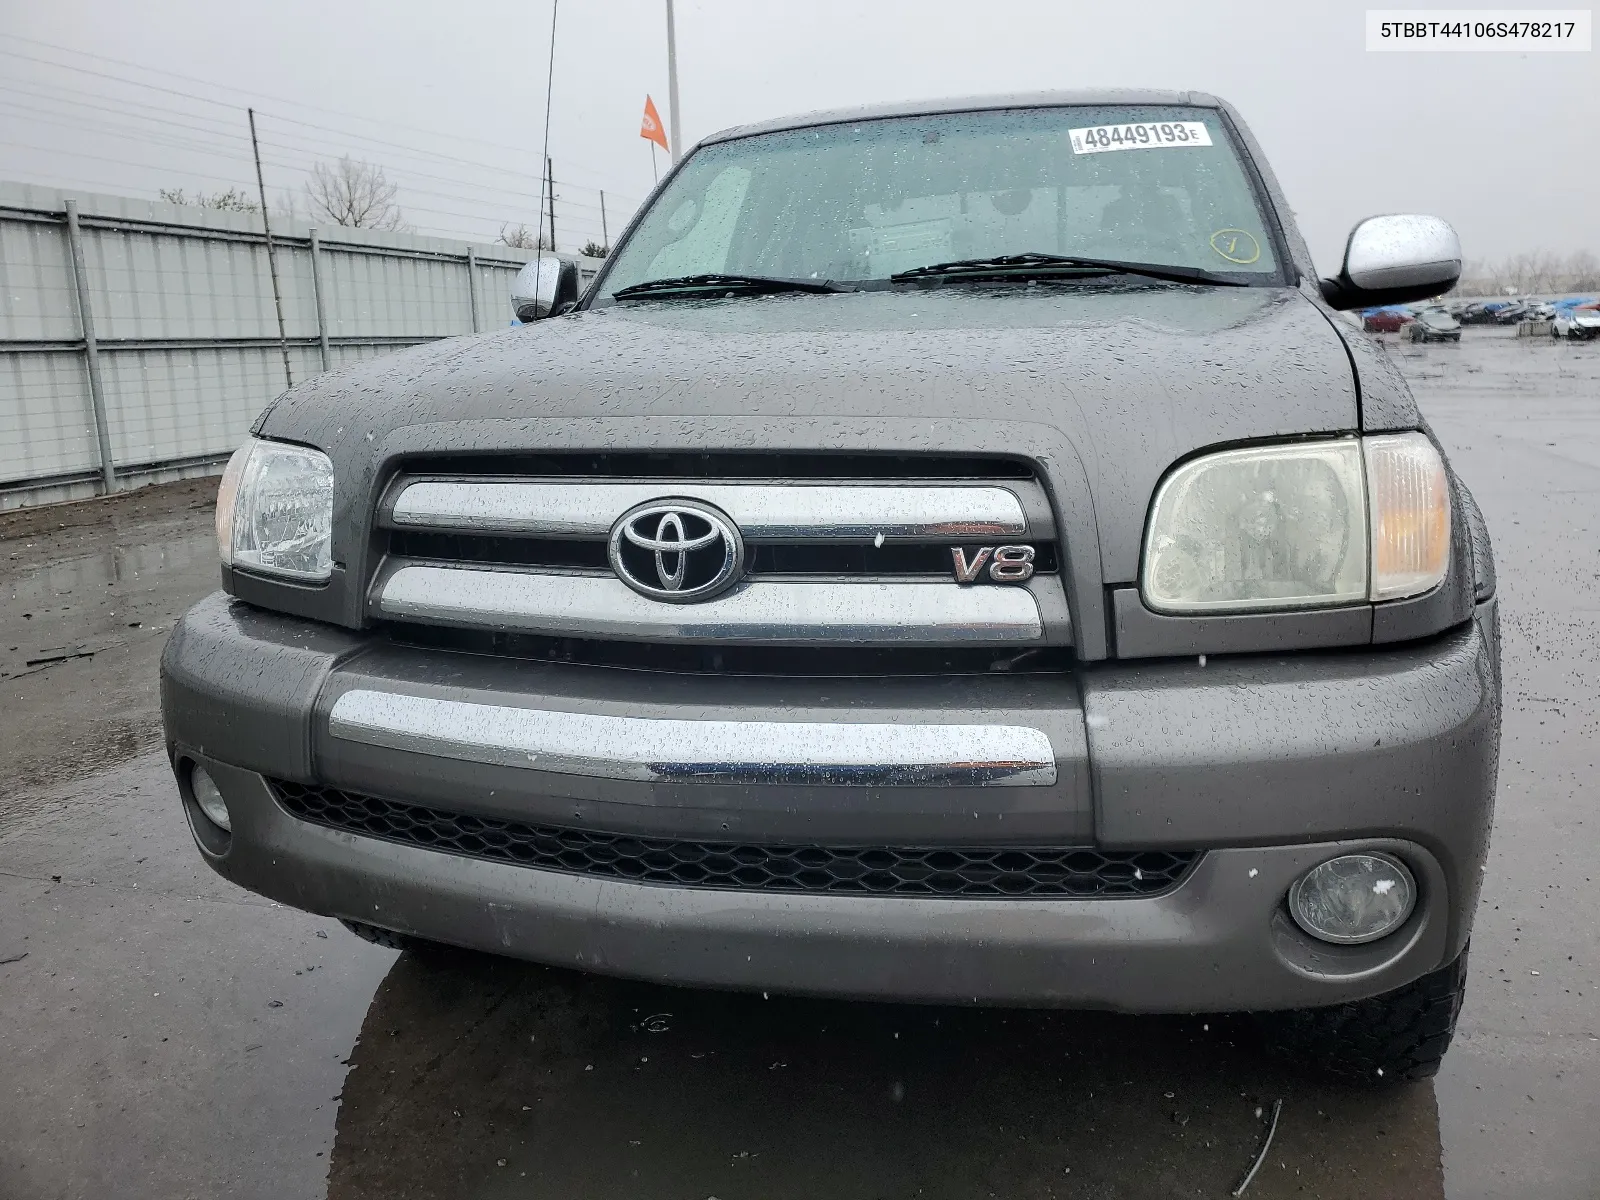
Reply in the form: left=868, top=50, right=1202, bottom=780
left=607, top=499, right=746, bottom=603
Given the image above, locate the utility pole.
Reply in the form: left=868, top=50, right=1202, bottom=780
left=248, top=107, right=292, bottom=389
left=665, top=0, right=682, bottom=163
left=545, top=157, right=556, bottom=252
left=599, top=190, right=609, bottom=252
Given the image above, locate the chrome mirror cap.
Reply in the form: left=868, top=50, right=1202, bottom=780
left=1345, top=214, right=1461, bottom=293
left=1320, top=214, right=1461, bottom=310
left=510, top=253, right=571, bottom=322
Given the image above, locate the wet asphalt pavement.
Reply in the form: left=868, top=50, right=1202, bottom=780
left=1, top=328, right=1596, bottom=1199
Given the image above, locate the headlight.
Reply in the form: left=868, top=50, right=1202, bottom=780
left=1143, top=433, right=1448, bottom=613
left=216, top=438, right=334, bottom=582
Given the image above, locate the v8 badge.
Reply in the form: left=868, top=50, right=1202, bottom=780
left=950, top=544, right=1036, bottom=584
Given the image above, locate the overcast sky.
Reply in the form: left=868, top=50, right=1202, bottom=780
left=2, top=0, right=1595, bottom=272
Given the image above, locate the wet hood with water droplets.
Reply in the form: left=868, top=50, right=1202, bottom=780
left=259, top=285, right=1362, bottom=582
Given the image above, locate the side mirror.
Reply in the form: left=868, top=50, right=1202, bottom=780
left=1319, top=215, right=1460, bottom=311
left=510, top=254, right=580, bottom=322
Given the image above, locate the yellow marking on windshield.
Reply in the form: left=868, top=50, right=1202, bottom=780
left=1209, top=229, right=1261, bottom=265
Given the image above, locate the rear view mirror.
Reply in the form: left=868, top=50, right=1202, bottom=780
left=510, top=254, right=580, bottom=322
left=1319, top=214, right=1461, bottom=311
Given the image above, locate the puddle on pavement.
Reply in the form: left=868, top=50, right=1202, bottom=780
left=1, top=530, right=219, bottom=807
left=322, top=948, right=1446, bottom=1200
left=1, top=532, right=215, bottom=679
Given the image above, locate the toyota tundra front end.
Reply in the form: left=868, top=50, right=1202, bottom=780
left=162, top=90, right=1499, bottom=1082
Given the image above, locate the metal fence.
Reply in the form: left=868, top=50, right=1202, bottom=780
left=0, top=182, right=599, bottom=511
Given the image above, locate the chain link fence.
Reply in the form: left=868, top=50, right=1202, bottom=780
left=0, top=182, right=600, bottom=510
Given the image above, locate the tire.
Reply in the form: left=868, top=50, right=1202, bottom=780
left=338, top=917, right=449, bottom=953
left=1255, top=945, right=1468, bottom=1083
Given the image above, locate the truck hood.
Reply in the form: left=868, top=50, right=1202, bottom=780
left=261, top=285, right=1358, bottom=583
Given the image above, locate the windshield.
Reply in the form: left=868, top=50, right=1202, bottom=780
left=598, top=105, right=1282, bottom=299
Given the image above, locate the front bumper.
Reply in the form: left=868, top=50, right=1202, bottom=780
left=162, top=593, right=1500, bottom=1011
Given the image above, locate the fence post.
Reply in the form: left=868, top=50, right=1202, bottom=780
left=63, top=200, right=116, bottom=494
left=308, top=226, right=331, bottom=372
left=466, top=246, right=481, bottom=333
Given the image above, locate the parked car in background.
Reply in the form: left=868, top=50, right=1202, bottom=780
left=1554, top=303, right=1600, bottom=340
left=1523, top=301, right=1556, bottom=322
left=1491, top=302, right=1529, bottom=324
left=1408, top=305, right=1462, bottom=342
left=1456, top=302, right=1497, bottom=325
left=1362, top=306, right=1414, bottom=333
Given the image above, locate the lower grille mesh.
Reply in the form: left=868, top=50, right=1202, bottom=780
left=271, top=781, right=1197, bottom=899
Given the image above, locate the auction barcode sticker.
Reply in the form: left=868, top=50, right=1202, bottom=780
left=1069, top=122, right=1213, bottom=154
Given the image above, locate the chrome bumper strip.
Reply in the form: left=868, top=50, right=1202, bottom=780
left=389, top=481, right=1028, bottom=540
left=327, top=689, right=1058, bottom=786
left=377, top=565, right=1045, bottom=644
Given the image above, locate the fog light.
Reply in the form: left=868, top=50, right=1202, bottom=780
left=1288, top=853, right=1415, bottom=944
left=191, top=766, right=232, bottom=833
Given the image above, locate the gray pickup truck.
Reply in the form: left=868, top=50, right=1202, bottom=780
left=162, top=90, right=1499, bottom=1082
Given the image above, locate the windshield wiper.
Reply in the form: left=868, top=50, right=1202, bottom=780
left=891, top=253, right=1248, bottom=288
left=612, top=273, right=853, bottom=299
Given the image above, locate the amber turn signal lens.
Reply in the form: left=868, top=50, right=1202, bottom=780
left=1365, top=433, right=1450, bottom=601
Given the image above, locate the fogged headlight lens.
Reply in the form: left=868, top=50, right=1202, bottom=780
left=216, top=438, right=334, bottom=582
left=1142, top=434, right=1450, bottom=614
left=1143, top=441, right=1368, bottom=612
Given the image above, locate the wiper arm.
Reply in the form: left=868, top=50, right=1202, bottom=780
left=891, top=253, right=1248, bottom=288
left=612, top=273, right=852, bottom=299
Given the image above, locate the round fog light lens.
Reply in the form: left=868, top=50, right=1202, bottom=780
left=1288, top=853, right=1415, bottom=945
left=191, top=766, right=232, bottom=833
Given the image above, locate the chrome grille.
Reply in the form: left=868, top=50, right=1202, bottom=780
left=389, top=481, right=1033, bottom=540
left=386, top=530, right=1060, bottom=576
left=370, top=458, right=1069, bottom=650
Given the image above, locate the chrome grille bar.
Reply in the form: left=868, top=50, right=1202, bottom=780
left=327, top=689, right=1058, bottom=786
left=389, top=481, right=1029, bottom=540
left=377, top=565, right=1045, bottom=644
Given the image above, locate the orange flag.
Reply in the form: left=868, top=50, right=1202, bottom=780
left=640, top=95, right=669, bottom=153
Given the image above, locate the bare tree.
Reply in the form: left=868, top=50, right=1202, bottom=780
left=1454, top=248, right=1600, bottom=297
left=580, top=240, right=609, bottom=259
left=305, top=156, right=407, bottom=230
left=1529, top=252, right=1559, bottom=293
left=159, top=186, right=260, bottom=213
left=498, top=222, right=551, bottom=250
left=1561, top=250, right=1600, bottom=291
left=1450, top=259, right=1493, bottom=296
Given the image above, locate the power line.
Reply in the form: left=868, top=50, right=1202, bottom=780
left=0, top=80, right=252, bottom=142
left=0, top=46, right=244, bottom=112
left=2, top=68, right=644, bottom=211
left=257, top=110, right=635, bottom=204
left=0, top=98, right=634, bottom=230
left=0, top=45, right=635, bottom=243
left=0, top=35, right=648, bottom=203
left=0, top=87, right=636, bottom=222
left=0, top=99, right=262, bottom=166
left=0, top=33, right=557, bottom=161
left=0, top=138, right=614, bottom=236
left=0, top=139, right=269, bottom=188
